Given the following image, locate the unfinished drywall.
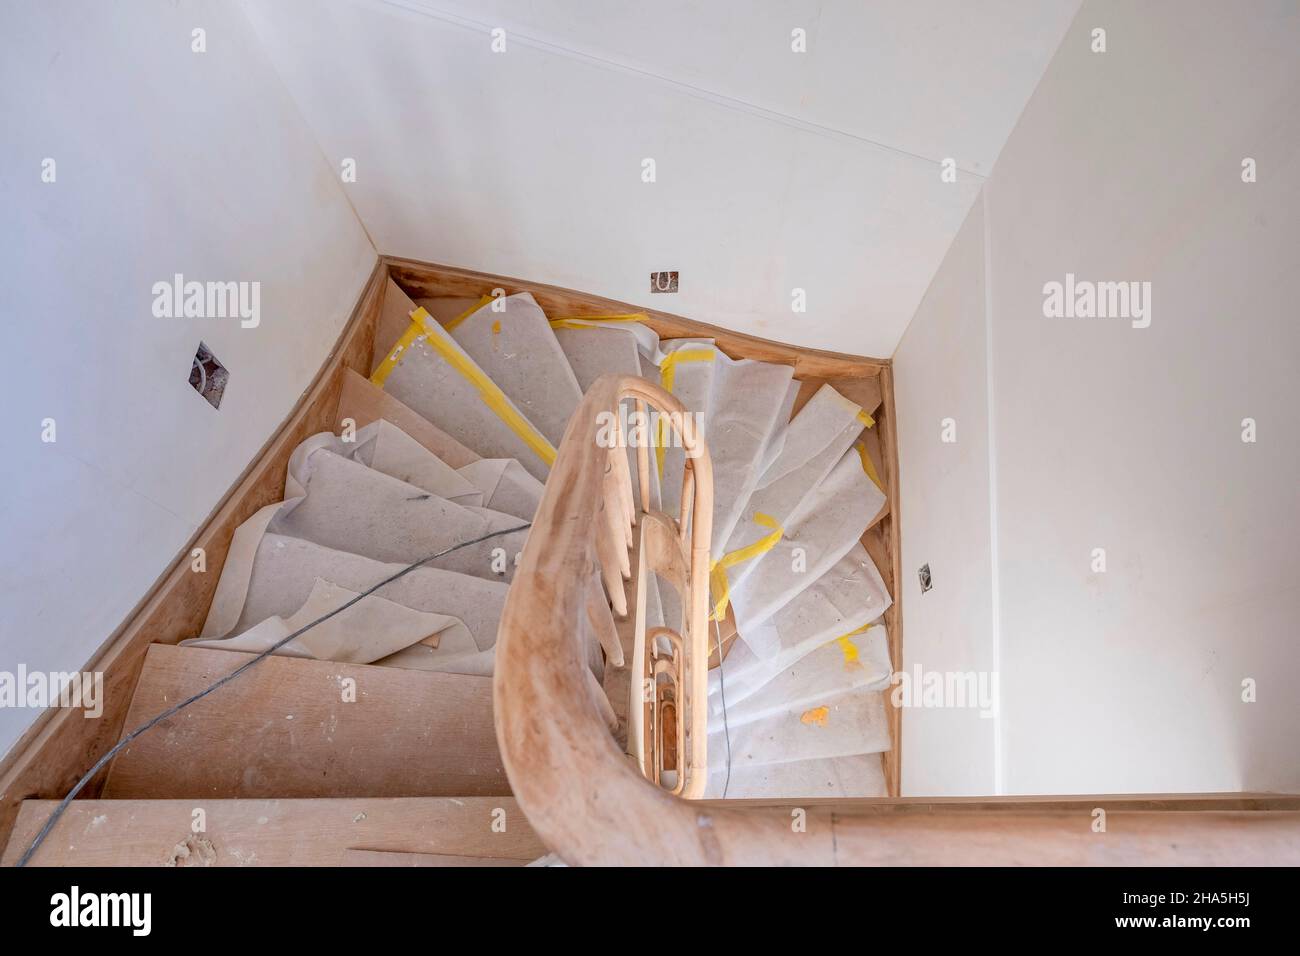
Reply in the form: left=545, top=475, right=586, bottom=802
left=241, top=0, right=1079, bottom=357
left=893, top=199, right=997, bottom=795
left=0, top=1, right=375, bottom=757
left=983, top=0, right=1300, bottom=793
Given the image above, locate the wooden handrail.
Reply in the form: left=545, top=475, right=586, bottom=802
left=493, top=375, right=1300, bottom=865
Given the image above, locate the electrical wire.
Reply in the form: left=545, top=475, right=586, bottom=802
left=712, top=615, right=732, bottom=799
left=16, top=522, right=531, bottom=867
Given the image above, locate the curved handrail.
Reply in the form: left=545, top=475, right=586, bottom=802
left=495, top=373, right=800, bottom=864
left=493, top=375, right=1300, bottom=866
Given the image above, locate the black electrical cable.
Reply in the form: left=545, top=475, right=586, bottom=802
left=16, top=522, right=531, bottom=867
left=713, top=615, right=733, bottom=798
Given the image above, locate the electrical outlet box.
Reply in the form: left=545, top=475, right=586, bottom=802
left=189, top=342, right=229, bottom=409
left=650, top=271, right=679, bottom=293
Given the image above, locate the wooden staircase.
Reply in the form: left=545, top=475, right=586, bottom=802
left=6, top=257, right=1291, bottom=867
left=2, top=258, right=903, bottom=866
left=3, top=643, right=533, bottom=865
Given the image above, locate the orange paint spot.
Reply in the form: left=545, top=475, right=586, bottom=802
left=491, top=319, right=501, bottom=335
left=800, top=706, right=829, bottom=727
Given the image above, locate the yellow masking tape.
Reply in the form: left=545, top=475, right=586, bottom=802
left=656, top=347, right=716, bottom=478
left=709, top=512, right=783, bottom=622
left=549, top=313, right=648, bottom=327
left=830, top=621, right=875, bottom=664
left=857, top=409, right=876, bottom=429
left=444, top=294, right=496, bottom=332
left=659, top=347, right=716, bottom=392
left=835, top=635, right=861, bottom=665
left=408, top=307, right=557, bottom=467
left=855, top=441, right=884, bottom=492
left=369, top=320, right=426, bottom=388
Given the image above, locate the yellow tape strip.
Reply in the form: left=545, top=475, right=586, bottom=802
left=857, top=409, right=876, bottom=429
left=548, top=317, right=650, bottom=329
left=369, top=321, right=426, bottom=388
left=444, top=294, right=496, bottom=332
left=829, top=621, right=874, bottom=663
left=835, top=635, right=861, bottom=665
left=855, top=441, right=884, bottom=492
left=656, top=347, right=716, bottom=478
left=409, top=307, right=557, bottom=467
left=708, top=512, right=783, bottom=622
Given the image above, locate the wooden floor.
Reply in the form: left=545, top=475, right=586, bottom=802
left=4, top=797, right=543, bottom=867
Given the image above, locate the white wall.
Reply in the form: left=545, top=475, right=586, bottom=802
left=0, top=1, right=375, bottom=756
left=894, top=0, right=1300, bottom=794
left=893, top=199, right=997, bottom=795
left=988, top=0, right=1300, bottom=794
left=241, top=0, right=1077, bottom=357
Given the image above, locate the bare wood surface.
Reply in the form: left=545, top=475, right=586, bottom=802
left=5, top=797, right=543, bottom=867
left=371, top=277, right=418, bottom=375
left=102, top=645, right=509, bottom=799
left=875, top=366, right=904, bottom=797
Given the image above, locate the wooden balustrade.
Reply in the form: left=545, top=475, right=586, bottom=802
left=521, top=375, right=713, bottom=798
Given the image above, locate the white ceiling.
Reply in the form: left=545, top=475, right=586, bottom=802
left=243, top=0, right=1079, bottom=356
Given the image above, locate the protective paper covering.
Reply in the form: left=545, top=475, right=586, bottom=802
left=380, top=314, right=553, bottom=479
left=707, top=686, right=890, bottom=769
left=718, top=624, right=891, bottom=727
left=551, top=316, right=664, bottom=366
left=727, top=448, right=885, bottom=638
left=716, top=384, right=866, bottom=599
left=456, top=458, right=543, bottom=520
left=448, top=293, right=583, bottom=446
left=553, top=321, right=662, bottom=513
left=704, top=753, right=886, bottom=799
left=196, top=532, right=506, bottom=669
left=185, top=577, right=473, bottom=665
left=272, top=450, right=528, bottom=583
left=290, top=420, right=480, bottom=503
left=712, top=542, right=891, bottom=677
left=191, top=423, right=537, bottom=677
left=655, top=339, right=716, bottom=521
left=755, top=380, right=800, bottom=478
left=704, top=353, right=797, bottom=555
left=553, top=324, right=642, bottom=391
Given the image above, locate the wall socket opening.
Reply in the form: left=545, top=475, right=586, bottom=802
left=650, top=271, right=679, bottom=293
left=189, top=341, right=229, bottom=410
left=918, top=563, right=933, bottom=593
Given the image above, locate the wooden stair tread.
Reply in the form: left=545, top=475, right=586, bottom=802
left=102, top=644, right=508, bottom=800
left=3, top=797, right=542, bottom=866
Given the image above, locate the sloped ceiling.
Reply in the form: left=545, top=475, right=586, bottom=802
left=244, top=0, right=1079, bottom=355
